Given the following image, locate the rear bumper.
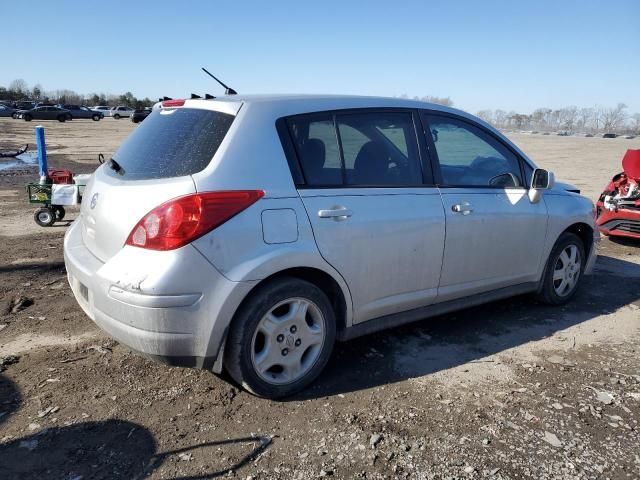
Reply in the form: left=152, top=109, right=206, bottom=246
left=63, top=219, right=255, bottom=369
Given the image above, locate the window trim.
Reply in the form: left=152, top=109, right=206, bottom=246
left=277, top=107, right=435, bottom=189
left=419, top=110, right=531, bottom=190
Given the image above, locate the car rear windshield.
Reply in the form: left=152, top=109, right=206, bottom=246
left=109, top=108, right=234, bottom=180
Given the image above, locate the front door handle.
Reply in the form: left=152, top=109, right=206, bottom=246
left=451, top=202, right=473, bottom=215
left=318, top=206, right=353, bottom=220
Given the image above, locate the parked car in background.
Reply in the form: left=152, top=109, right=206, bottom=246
left=130, top=107, right=152, bottom=123
left=15, top=101, right=36, bottom=111
left=17, top=105, right=72, bottom=122
left=0, top=104, right=16, bottom=117
left=110, top=106, right=134, bottom=119
left=64, top=95, right=598, bottom=399
left=91, top=106, right=112, bottom=115
left=61, top=105, right=103, bottom=121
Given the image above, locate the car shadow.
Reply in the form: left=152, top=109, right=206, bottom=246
left=0, top=374, right=21, bottom=427
left=0, top=374, right=271, bottom=480
left=0, top=260, right=65, bottom=274
left=293, top=254, right=640, bottom=400
left=606, top=235, right=640, bottom=247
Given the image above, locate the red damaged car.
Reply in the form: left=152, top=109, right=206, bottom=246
left=595, top=149, right=640, bottom=239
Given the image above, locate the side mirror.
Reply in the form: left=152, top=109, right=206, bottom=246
left=528, top=169, right=555, bottom=203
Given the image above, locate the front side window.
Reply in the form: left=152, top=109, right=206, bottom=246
left=425, top=115, right=523, bottom=188
left=287, top=110, right=423, bottom=187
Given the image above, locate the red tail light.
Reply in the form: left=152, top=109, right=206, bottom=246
left=126, top=190, right=264, bottom=251
left=161, top=99, right=185, bottom=107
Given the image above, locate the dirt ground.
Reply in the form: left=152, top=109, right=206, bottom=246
left=1, top=117, right=639, bottom=480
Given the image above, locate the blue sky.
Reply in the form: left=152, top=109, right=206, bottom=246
left=3, top=0, right=639, bottom=114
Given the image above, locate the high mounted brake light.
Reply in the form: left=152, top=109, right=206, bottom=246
left=161, top=99, right=186, bottom=107
left=126, top=191, right=264, bottom=251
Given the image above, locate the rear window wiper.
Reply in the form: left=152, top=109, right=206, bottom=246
left=108, top=158, right=123, bottom=174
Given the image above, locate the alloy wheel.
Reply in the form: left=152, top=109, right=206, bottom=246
left=250, top=297, right=326, bottom=385
left=552, top=244, right=581, bottom=296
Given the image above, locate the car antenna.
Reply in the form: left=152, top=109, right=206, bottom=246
left=201, top=67, right=237, bottom=95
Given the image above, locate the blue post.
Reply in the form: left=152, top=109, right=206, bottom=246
left=35, top=126, right=48, bottom=183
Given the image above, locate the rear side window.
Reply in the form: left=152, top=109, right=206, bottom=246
left=287, top=111, right=422, bottom=187
left=288, top=114, right=342, bottom=185
left=110, top=108, right=234, bottom=180
left=337, top=113, right=421, bottom=186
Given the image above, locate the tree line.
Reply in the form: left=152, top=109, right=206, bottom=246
left=476, top=104, right=639, bottom=134
left=0, top=79, right=155, bottom=108
left=401, top=95, right=638, bottom=134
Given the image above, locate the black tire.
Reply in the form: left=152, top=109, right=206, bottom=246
left=92, top=114, right=100, bottom=121
left=66, top=113, right=72, bottom=121
left=24, top=114, right=32, bottom=122
left=57, top=115, right=66, bottom=122
left=224, top=277, right=336, bottom=399
left=34, top=207, right=56, bottom=227
left=12, top=113, right=18, bottom=119
left=113, top=114, right=121, bottom=119
left=536, top=232, right=585, bottom=305
left=53, top=206, right=66, bottom=221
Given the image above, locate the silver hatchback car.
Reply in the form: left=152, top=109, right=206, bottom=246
left=64, top=95, right=598, bottom=398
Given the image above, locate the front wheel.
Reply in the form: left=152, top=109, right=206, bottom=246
left=57, top=115, right=66, bottom=122
left=24, top=114, right=32, bottom=121
left=113, top=114, right=121, bottom=119
left=34, top=207, right=56, bottom=227
left=224, top=277, right=336, bottom=399
left=536, top=232, right=585, bottom=305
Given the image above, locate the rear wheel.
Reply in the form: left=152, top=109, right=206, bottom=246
left=53, top=206, right=66, bottom=221
left=536, top=232, right=585, bottom=305
left=92, top=114, right=100, bottom=121
left=24, top=114, right=32, bottom=121
left=57, top=115, right=66, bottom=122
left=34, top=207, right=56, bottom=227
left=225, top=277, right=336, bottom=399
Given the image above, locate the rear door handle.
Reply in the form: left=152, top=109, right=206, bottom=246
left=318, top=206, right=353, bottom=220
left=451, top=202, right=473, bottom=215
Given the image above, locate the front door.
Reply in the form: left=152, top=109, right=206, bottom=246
left=287, top=110, right=446, bottom=324
left=422, top=113, right=548, bottom=302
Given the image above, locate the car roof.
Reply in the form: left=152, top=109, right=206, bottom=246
left=182, top=94, right=538, bottom=169
left=209, top=93, right=455, bottom=111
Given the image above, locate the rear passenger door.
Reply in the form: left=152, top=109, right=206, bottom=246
left=286, top=110, right=446, bottom=324
left=421, top=112, right=548, bottom=302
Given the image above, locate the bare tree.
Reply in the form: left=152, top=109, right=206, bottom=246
left=494, top=109, right=507, bottom=128
left=576, top=107, right=594, bottom=132
left=558, top=106, right=578, bottom=131
left=631, top=113, right=640, bottom=134
left=32, top=84, right=43, bottom=101
left=600, top=103, right=628, bottom=132
left=476, top=109, right=494, bottom=124
left=419, top=96, right=453, bottom=107
left=8, top=78, right=28, bottom=94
